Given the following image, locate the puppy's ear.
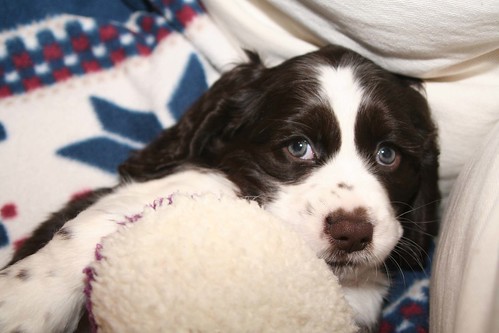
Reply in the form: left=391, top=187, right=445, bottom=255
left=119, top=53, right=265, bottom=182
left=392, top=129, right=440, bottom=271
left=397, top=74, right=426, bottom=96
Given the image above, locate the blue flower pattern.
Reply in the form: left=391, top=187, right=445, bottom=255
left=0, top=222, right=8, bottom=247
left=57, top=53, right=208, bottom=174
left=0, top=122, right=6, bottom=142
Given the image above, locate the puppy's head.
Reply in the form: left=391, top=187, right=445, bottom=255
left=120, top=45, right=439, bottom=276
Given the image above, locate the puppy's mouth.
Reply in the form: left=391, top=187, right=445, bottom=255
left=325, top=257, right=362, bottom=274
left=327, top=260, right=358, bottom=268
left=324, top=260, right=362, bottom=280
left=321, top=248, right=375, bottom=272
left=324, top=256, right=383, bottom=281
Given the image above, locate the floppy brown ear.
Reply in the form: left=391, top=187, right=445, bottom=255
left=119, top=52, right=265, bottom=182
left=392, top=128, right=440, bottom=271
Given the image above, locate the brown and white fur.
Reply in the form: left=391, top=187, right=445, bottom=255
left=0, top=45, right=439, bottom=332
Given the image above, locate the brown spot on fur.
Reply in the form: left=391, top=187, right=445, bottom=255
left=16, top=269, right=29, bottom=281
left=305, top=202, right=314, bottom=215
left=56, top=227, right=72, bottom=240
left=337, top=182, right=353, bottom=190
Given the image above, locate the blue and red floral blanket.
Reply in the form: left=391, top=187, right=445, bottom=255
left=0, top=1, right=431, bottom=332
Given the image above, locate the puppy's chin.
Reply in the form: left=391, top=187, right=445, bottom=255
left=321, top=248, right=385, bottom=281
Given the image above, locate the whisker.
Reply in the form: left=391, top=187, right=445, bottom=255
left=398, top=225, right=436, bottom=238
left=386, top=251, right=407, bottom=287
left=393, top=239, right=430, bottom=275
left=242, top=195, right=260, bottom=201
left=400, top=237, right=432, bottom=264
left=381, top=261, right=392, bottom=282
left=394, top=199, right=441, bottom=219
left=397, top=217, right=440, bottom=225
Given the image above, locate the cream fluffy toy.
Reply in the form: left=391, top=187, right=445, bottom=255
left=84, top=194, right=357, bottom=333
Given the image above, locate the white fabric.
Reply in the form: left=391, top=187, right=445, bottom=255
left=431, top=123, right=499, bottom=333
left=425, top=65, right=499, bottom=205
left=265, top=0, right=499, bottom=78
left=201, top=1, right=499, bottom=332
left=203, top=0, right=499, bottom=77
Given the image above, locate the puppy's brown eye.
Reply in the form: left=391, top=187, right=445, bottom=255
left=376, top=145, right=400, bottom=168
left=287, top=139, right=315, bottom=160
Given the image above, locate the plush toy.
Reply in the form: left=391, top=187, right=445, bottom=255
left=84, top=194, right=357, bottom=333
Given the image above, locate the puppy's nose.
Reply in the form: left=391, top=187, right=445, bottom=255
left=326, top=209, right=373, bottom=253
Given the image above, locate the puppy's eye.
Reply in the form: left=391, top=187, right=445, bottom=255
left=376, top=145, right=400, bottom=168
left=287, top=139, right=315, bottom=160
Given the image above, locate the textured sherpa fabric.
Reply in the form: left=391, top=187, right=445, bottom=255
left=86, top=194, right=356, bottom=333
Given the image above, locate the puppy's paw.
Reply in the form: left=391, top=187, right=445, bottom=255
left=0, top=257, right=84, bottom=332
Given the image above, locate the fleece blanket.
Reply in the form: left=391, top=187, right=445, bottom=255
left=0, top=1, right=431, bottom=332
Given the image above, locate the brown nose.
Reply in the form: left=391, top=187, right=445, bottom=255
left=326, top=209, right=373, bottom=253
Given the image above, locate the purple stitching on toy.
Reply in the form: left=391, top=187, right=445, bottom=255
left=83, top=194, right=175, bottom=333
left=85, top=240, right=106, bottom=332
left=83, top=266, right=98, bottom=333
left=94, top=243, right=104, bottom=261
left=148, top=197, right=164, bottom=209
left=125, top=213, right=143, bottom=223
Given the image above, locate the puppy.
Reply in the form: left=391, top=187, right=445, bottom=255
left=0, top=45, right=439, bottom=332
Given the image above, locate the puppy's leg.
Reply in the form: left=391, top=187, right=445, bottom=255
left=0, top=208, right=121, bottom=333
left=7, top=188, right=113, bottom=266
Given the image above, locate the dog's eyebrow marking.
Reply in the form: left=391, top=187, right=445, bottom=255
left=338, top=182, right=353, bottom=190
left=16, top=269, right=30, bottom=281
left=56, top=227, right=72, bottom=240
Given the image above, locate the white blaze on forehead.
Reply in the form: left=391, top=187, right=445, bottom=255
left=317, top=64, right=373, bottom=188
left=318, top=65, right=364, bottom=154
